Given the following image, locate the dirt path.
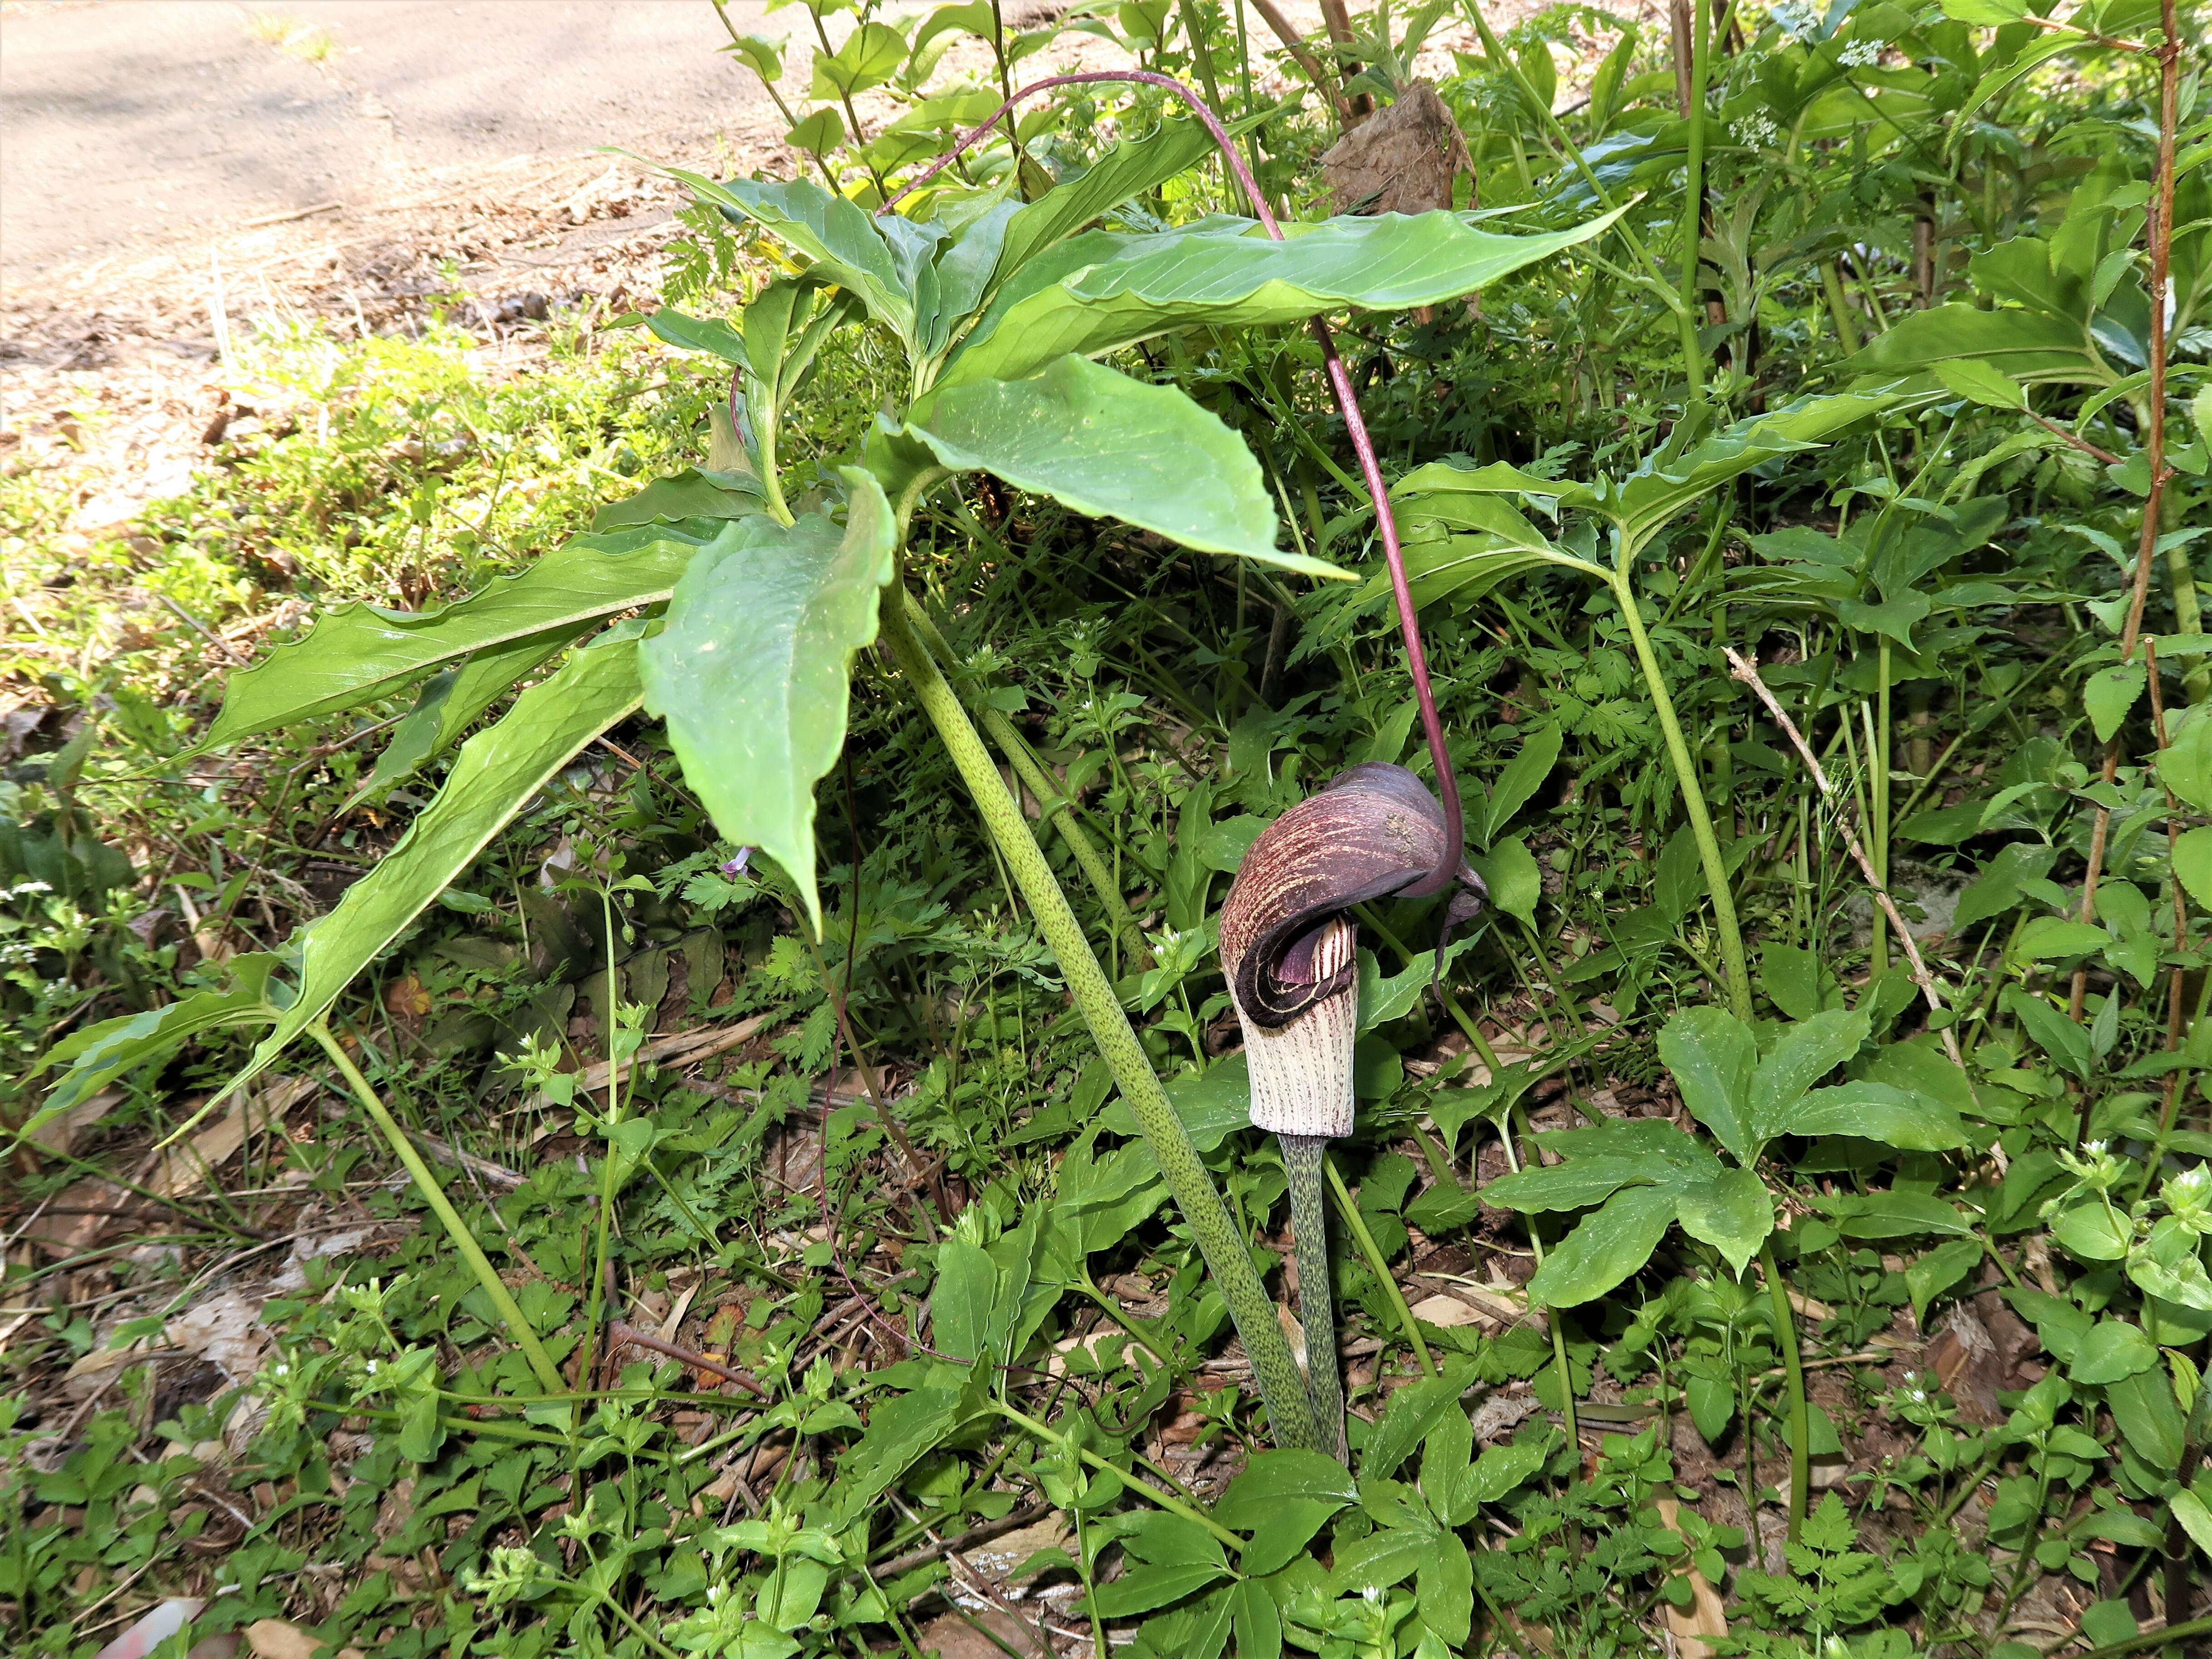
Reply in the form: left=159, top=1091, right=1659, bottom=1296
left=0, top=0, right=773, bottom=281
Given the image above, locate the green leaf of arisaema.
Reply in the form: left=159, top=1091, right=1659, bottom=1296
left=1390, top=389, right=1915, bottom=560
left=27, top=953, right=289, bottom=1130
left=942, top=205, right=1626, bottom=387
left=905, top=354, right=1343, bottom=582
left=982, top=117, right=1220, bottom=305
left=640, top=470, right=898, bottom=938
left=200, top=520, right=719, bottom=749
left=591, top=468, right=763, bottom=530
left=1660, top=1006, right=1968, bottom=1157
left=1488, top=1007, right=1968, bottom=1304
left=1656, top=1005, right=1760, bottom=1165
left=231, top=622, right=647, bottom=1091
left=1483, top=1118, right=1773, bottom=1303
left=664, top=170, right=919, bottom=345
left=1606, top=389, right=1913, bottom=548
left=1523, top=1185, right=1682, bottom=1307
left=344, top=626, right=579, bottom=807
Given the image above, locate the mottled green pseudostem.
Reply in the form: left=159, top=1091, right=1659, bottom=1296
left=880, top=588, right=1323, bottom=1453
left=903, top=605, right=1147, bottom=968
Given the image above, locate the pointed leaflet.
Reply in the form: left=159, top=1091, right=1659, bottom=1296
left=1479, top=1156, right=1659, bottom=1213
left=201, top=523, right=717, bottom=749
left=347, top=625, right=580, bottom=805
left=640, top=472, right=897, bottom=937
left=1359, top=1367, right=1478, bottom=1479
left=1482, top=723, right=1563, bottom=845
left=1845, top=306, right=2107, bottom=387
left=943, top=206, right=1625, bottom=386
left=834, top=1364, right=982, bottom=1513
left=30, top=955, right=287, bottom=1128
left=984, top=116, right=1220, bottom=301
left=1673, top=1167, right=1773, bottom=1278
left=1747, top=1009, right=1868, bottom=1147
left=1392, top=457, right=1600, bottom=513
left=592, top=469, right=763, bottom=529
left=665, top=170, right=917, bottom=343
left=236, top=624, right=646, bottom=1087
left=1610, top=390, right=1913, bottom=547
left=1772, top=1081, right=1967, bottom=1149
left=906, top=355, right=1341, bottom=581
left=629, top=307, right=748, bottom=366
left=1657, top=1006, right=1758, bottom=1165
left=1526, top=1183, right=1677, bottom=1306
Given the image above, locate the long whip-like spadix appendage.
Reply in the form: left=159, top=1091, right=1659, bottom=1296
left=881, top=70, right=1466, bottom=899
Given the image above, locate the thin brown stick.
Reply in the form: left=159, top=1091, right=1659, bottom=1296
left=1244, top=0, right=1354, bottom=122
left=605, top=1318, right=766, bottom=1397
left=1725, top=649, right=1967, bottom=1069
left=872, top=1502, right=1053, bottom=1578
left=2028, top=409, right=2123, bottom=467
left=2067, top=14, right=2180, bottom=1121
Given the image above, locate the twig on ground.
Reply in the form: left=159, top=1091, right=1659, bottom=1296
left=605, top=1318, right=766, bottom=1397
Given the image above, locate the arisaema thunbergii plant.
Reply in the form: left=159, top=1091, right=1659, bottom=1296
left=34, top=75, right=1614, bottom=1455
left=1482, top=1005, right=1966, bottom=1541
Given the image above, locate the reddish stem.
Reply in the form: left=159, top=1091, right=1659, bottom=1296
left=880, top=70, right=1464, bottom=893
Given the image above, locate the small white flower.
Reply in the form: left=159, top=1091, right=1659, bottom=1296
left=1839, top=37, right=1881, bottom=65
left=2086, top=1140, right=2108, bottom=1158
left=1738, top=113, right=1781, bottom=148
left=1771, top=0, right=1819, bottom=39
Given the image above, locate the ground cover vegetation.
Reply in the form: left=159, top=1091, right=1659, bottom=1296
left=4, top=0, right=2211, bottom=1655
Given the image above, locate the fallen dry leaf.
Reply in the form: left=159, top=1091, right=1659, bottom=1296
left=242, top=1619, right=359, bottom=1659
left=151, top=1076, right=315, bottom=1199
left=1320, top=81, right=1472, bottom=216
left=1653, top=1498, right=1728, bottom=1659
left=28, top=1086, right=121, bottom=1156
left=1407, top=1292, right=1485, bottom=1328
